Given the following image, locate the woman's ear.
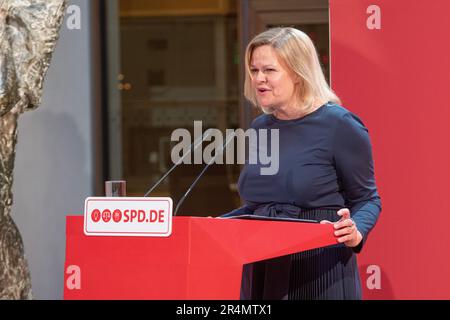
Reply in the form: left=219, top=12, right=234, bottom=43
left=289, top=70, right=301, bottom=85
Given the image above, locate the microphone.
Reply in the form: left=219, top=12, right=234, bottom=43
left=174, top=131, right=236, bottom=216
left=143, top=130, right=212, bottom=197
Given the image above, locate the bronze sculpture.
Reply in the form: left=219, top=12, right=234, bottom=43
left=0, top=0, right=66, bottom=299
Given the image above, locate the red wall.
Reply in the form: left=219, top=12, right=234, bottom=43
left=330, top=0, right=450, bottom=299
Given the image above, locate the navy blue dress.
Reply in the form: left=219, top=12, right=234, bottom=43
left=223, top=102, right=382, bottom=300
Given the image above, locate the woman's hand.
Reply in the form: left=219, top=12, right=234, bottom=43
left=321, top=208, right=363, bottom=248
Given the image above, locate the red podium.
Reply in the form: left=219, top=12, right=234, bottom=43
left=64, top=216, right=336, bottom=299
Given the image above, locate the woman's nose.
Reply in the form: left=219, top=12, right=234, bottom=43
left=255, top=71, right=266, bottom=83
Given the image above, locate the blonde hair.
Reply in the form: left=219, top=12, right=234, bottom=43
left=244, top=27, right=341, bottom=114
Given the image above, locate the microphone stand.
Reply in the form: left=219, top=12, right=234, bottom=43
left=174, top=131, right=235, bottom=216
left=143, top=130, right=211, bottom=197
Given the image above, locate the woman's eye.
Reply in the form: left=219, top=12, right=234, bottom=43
left=250, top=69, right=258, bottom=73
left=265, top=68, right=275, bottom=72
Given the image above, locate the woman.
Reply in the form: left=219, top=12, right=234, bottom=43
left=223, top=27, right=382, bottom=300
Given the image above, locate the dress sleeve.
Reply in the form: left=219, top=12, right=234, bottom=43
left=333, top=112, right=382, bottom=253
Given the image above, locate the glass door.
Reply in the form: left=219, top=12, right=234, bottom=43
left=108, top=0, right=241, bottom=216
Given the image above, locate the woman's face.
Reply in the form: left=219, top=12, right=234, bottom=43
left=250, top=45, right=300, bottom=112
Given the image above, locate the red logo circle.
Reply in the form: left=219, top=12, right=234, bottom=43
left=91, top=209, right=101, bottom=223
left=102, top=209, right=112, bottom=223
left=113, top=209, right=122, bottom=223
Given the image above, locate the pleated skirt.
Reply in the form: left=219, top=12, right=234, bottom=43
left=240, top=209, right=362, bottom=300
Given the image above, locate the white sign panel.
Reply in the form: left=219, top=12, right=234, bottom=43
left=84, top=197, right=173, bottom=237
